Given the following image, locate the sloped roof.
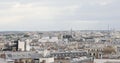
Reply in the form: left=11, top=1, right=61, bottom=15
left=5, top=51, right=43, bottom=59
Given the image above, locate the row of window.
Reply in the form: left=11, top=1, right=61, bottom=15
left=51, top=53, right=87, bottom=57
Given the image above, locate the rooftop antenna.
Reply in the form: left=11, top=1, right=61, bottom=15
left=107, top=24, right=112, bottom=38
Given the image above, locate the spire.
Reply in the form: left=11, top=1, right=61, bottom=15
left=70, top=28, right=72, bottom=36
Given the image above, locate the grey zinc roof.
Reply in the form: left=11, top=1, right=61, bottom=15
left=51, top=50, right=87, bottom=54
left=5, top=51, right=43, bottom=59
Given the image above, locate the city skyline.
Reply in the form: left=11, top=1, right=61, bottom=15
left=0, top=0, right=120, bottom=31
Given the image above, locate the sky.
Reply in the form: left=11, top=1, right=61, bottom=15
left=0, top=0, right=120, bottom=31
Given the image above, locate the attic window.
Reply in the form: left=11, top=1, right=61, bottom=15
left=7, top=54, right=12, bottom=57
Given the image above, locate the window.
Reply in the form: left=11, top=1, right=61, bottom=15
left=7, top=54, right=12, bottom=57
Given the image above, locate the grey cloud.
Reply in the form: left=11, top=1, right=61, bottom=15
left=0, top=0, right=120, bottom=31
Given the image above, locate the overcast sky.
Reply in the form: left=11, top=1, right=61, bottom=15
left=0, top=0, right=120, bottom=31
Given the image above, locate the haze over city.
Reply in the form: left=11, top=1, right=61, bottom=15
left=1, top=0, right=120, bottom=63
left=0, top=0, right=120, bottom=31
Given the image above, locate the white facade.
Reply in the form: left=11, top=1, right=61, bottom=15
left=18, top=39, right=31, bottom=51
left=25, top=39, right=31, bottom=51
left=37, top=49, right=50, bottom=57
left=18, top=41, right=25, bottom=51
left=40, top=58, right=54, bottom=63
left=94, top=59, right=120, bottom=63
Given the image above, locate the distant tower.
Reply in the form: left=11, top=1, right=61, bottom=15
left=70, top=28, right=73, bottom=36
left=108, top=25, right=110, bottom=33
left=24, top=41, right=27, bottom=51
